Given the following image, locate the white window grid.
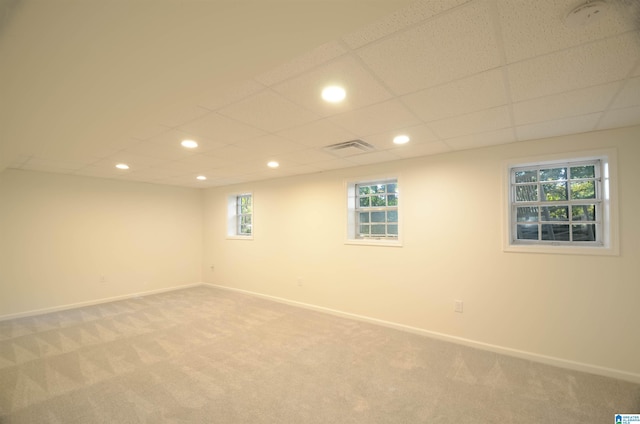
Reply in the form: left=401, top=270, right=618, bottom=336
left=510, top=160, right=602, bottom=246
left=355, top=180, right=398, bottom=239
left=236, top=194, right=252, bottom=236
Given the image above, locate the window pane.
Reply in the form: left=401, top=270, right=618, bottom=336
left=375, top=185, right=385, bottom=193
left=359, top=212, right=369, bottom=223
left=387, top=210, right=398, bottom=223
left=570, top=181, right=595, bottom=200
left=572, top=205, right=596, bottom=221
left=371, top=195, right=386, bottom=207
left=387, top=183, right=397, bottom=194
left=541, top=224, right=570, bottom=241
left=358, top=186, right=371, bottom=195
left=359, top=197, right=370, bottom=207
left=570, top=165, right=595, bottom=179
left=387, top=194, right=398, bottom=206
left=515, top=170, right=537, bottom=183
left=517, top=224, right=538, bottom=240
left=541, top=182, right=567, bottom=201
left=516, top=206, right=538, bottom=222
left=572, top=224, right=596, bottom=241
left=359, top=224, right=370, bottom=235
left=371, top=224, right=386, bottom=235
left=388, top=224, right=398, bottom=235
left=541, top=206, right=568, bottom=221
left=516, top=185, right=538, bottom=202
left=540, top=167, right=567, bottom=181
left=371, top=211, right=385, bottom=222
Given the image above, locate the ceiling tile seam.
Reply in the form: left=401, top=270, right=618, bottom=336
left=503, top=28, right=640, bottom=68
left=195, top=79, right=269, bottom=112
left=488, top=0, right=518, bottom=143
left=591, top=60, right=640, bottom=129
left=258, top=50, right=352, bottom=89
left=341, top=0, right=477, bottom=52
left=514, top=111, right=605, bottom=133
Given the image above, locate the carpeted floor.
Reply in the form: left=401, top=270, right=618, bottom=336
left=0, top=286, right=638, bottom=423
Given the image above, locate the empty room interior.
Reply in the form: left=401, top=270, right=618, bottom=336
left=1, top=0, right=640, bottom=422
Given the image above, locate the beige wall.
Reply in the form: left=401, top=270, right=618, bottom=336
left=203, top=126, right=640, bottom=378
left=0, top=170, right=203, bottom=316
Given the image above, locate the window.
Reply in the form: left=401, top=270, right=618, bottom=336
left=227, top=193, right=253, bottom=239
left=505, top=151, right=618, bottom=255
left=347, top=178, right=400, bottom=246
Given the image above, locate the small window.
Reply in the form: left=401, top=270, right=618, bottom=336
left=347, top=178, right=401, bottom=246
left=506, top=152, right=617, bottom=255
left=227, top=193, right=253, bottom=239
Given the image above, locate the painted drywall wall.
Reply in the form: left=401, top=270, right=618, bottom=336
left=203, top=125, right=640, bottom=378
left=0, top=170, right=203, bottom=316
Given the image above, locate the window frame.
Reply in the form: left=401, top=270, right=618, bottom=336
left=227, top=192, right=253, bottom=240
left=346, top=176, right=402, bottom=247
left=503, top=149, right=618, bottom=256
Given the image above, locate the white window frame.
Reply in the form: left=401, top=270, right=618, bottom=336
left=503, top=149, right=618, bottom=256
left=227, top=192, right=253, bottom=240
left=346, top=176, right=402, bottom=247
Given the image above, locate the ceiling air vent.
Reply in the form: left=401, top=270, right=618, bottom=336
left=323, top=139, right=374, bottom=157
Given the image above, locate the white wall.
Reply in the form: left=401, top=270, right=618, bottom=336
left=203, top=126, right=640, bottom=379
left=0, top=170, right=203, bottom=316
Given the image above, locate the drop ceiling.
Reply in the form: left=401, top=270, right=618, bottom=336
left=1, top=0, right=639, bottom=188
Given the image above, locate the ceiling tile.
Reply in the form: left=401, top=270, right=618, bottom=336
left=402, top=69, right=508, bottom=122
left=430, top=106, right=512, bottom=139
left=127, top=123, right=172, bottom=141
left=597, top=106, right=640, bottom=130
left=233, top=134, right=305, bottom=155
left=342, top=0, right=472, bottom=49
left=203, top=145, right=261, bottom=163
left=20, top=157, right=86, bottom=172
left=356, top=0, right=502, bottom=95
left=119, top=141, right=196, bottom=161
left=276, top=119, right=359, bottom=148
left=218, top=90, right=320, bottom=133
left=444, top=128, right=515, bottom=150
left=255, top=41, right=347, bottom=86
left=516, top=113, right=602, bottom=141
left=164, top=154, right=229, bottom=172
left=329, top=100, right=421, bottom=137
left=508, top=32, right=640, bottom=102
left=307, top=158, right=357, bottom=171
left=177, top=113, right=266, bottom=146
left=272, top=54, right=393, bottom=117
left=345, top=150, right=400, bottom=166
left=197, top=80, right=266, bottom=111
left=89, top=153, right=167, bottom=171
left=611, top=76, right=640, bottom=109
left=390, top=140, right=452, bottom=158
left=277, top=148, right=338, bottom=165
left=497, top=0, right=638, bottom=63
left=513, top=82, right=620, bottom=126
left=155, top=105, right=211, bottom=128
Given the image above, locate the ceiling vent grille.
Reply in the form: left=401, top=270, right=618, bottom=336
left=323, top=139, right=374, bottom=157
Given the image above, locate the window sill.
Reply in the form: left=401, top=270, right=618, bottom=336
left=345, top=239, right=403, bottom=248
left=226, top=235, right=254, bottom=241
left=504, top=243, right=618, bottom=256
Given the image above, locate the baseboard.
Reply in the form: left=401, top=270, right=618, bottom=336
left=0, top=282, right=205, bottom=321
left=204, top=283, right=640, bottom=384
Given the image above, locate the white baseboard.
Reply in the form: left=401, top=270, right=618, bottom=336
left=0, top=282, right=204, bottom=321
left=204, top=283, right=640, bottom=384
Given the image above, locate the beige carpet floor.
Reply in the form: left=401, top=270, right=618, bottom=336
left=0, top=286, right=638, bottom=423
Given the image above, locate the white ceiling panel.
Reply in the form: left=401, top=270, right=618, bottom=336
left=277, top=148, right=338, bottom=166
left=329, top=100, right=422, bottom=137
left=402, top=69, right=508, bottom=122
left=177, top=113, right=266, bottom=146
left=363, top=124, right=439, bottom=150
left=497, top=0, right=637, bottom=63
left=20, top=158, right=87, bottom=172
left=513, top=82, right=620, bottom=126
left=391, top=141, right=452, bottom=159
left=155, top=105, right=212, bottom=128
left=120, top=141, right=197, bottom=161
left=255, top=41, right=347, bottom=86
left=276, top=119, right=359, bottom=148
left=218, top=90, right=319, bottom=133
left=508, top=32, right=640, bottom=102
left=516, top=113, right=602, bottom=141
left=342, top=0, right=472, bottom=49
left=233, top=135, right=306, bottom=155
left=345, top=150, right=401, bottom=166
left=597, top=106, right=640, bottom=130
left=610, top=76, right=640, bottom=109
left=197, top=80, right=266, bottom=111
left=430, top=106, right=512, bottom=139
left=444, top=128, right=515, bottom=150
left=356, top=0, right=502, bottom=95
left=272, top=55, right=393, bottom=117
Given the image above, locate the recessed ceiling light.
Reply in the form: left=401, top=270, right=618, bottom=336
left=115, top=163, right=130, bottom=170
left=267, top=161, right=279, bottom=168
left=321, top=85, right=346, bottom=103
left=181, top=139, right=198, bottom=149
left=196, top=175, right=207, bottom=181
left=393, top=135, right=410, bottom=145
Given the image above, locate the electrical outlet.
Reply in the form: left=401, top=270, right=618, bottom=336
left=454, top=300, right=463, bottom=313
